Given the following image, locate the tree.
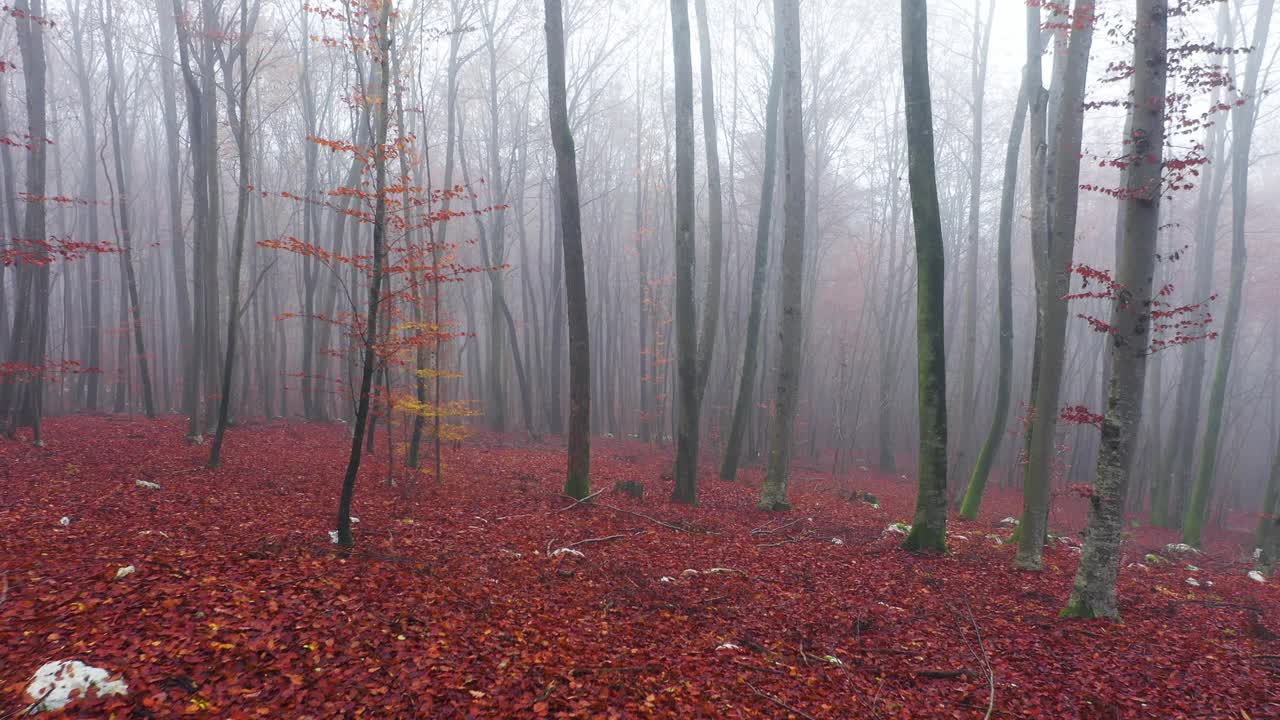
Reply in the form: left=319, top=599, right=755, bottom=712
left=1182, top=0, right=1275, bottom=547
left=544, top=0, right=591, bottom=500
left=335, top=0, right=393, bottom=547
left=209, top=0, right=260, bottom=467
left=719, top=3, right=782, bottom=483
left=670, top=0, right=700, bottom=505
left=959, top=48, right=1030, bottom=519
left=1016, top=0, right=1094, bottom=570
left=101, top=0, right=157, bottom=420
left=1, top=0, right=51, bottom=443
left=899, top=0, right=948, bottom=553
left=692, top=0, right=723, bottom=414
left=757, top=0, right=804, bottom=511
left=1063, top=0, right=1168, bottom=620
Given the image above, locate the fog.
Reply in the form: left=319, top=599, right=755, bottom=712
left=2, top=0, right=1278, bottom=560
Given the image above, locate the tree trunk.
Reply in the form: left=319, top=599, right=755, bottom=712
left=959, top=55, right=1029, bottom=519
left=719, top=15, right=781, bottom=482
left=1064, top=0, right=1167, bottom=619
left=899, top=0, right=949, bottom=553
left=209, top=0, right=255, bottom=467
left=670, top=0, right=701, bottom=504
left=1016, top=0, right=1094, bottom=570
left=757, top=0, right=805, bottom=512
left=335, top=1, right=392, bottom=547
left=544, top=0, right=591, bottom=500
left=692, top=0, right=724, bottom=408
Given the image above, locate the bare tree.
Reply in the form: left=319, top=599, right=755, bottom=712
left=544, top=0, right=591, bottom=500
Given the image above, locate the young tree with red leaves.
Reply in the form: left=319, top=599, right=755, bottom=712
left=543, top=0, right=591, bottom=501
left=335, top=0, right=393, bottom=547
left=1064, top=0, right=1168, bottom=620
left=757, top=0, right=805, bottom=512
left=899, top=0, right=948, bottom=553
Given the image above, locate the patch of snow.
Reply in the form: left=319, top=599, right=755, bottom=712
left=24, top=660, right=128, bottom=713
left=715, top=643, right=740, bottom=651
left=681, top=569, right=700, bottom=577
left=659, top=576, right=675, bottom=583
left=134, top=480, right=161, bottom=490
left=949, top=534, right=969, bottom=541
left=1069, top=546, right=1082, bottom=554
left=884, top=522, right=911, bottom=536
left=1164, top=543, right=1201, bottom=555
left=550, top=547, right=585, bottom=559
left=705, top=567, right=742, bottom=575
left=1248, top=570, right=1266, bottom=583
left=113, top=565, right=135, bottom=581
left=1185, top=577, right=1200, bottom=587
left=58, top=517, right=70, bottom=527
left=328, top=530, right=339, bottom=544
left=999, top=517, right=1019, bottom=526
left=1253, top=547, right=1262, bottom=560
left=349, top=516, right=360, bottom=524
left=1126, top=563, right=1150, bottom=571
left=831, top=537, right=844, bottom=545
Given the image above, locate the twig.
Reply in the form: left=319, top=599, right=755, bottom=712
left=595, top=502, right=707, bottom=533
left=564, top=533, right=632, bottom=548
left=745, top=682, right=819, bottom=720
left=751, top=517, right=804, bottom=536
left=949, top=597, right=995, bottom=720
left=553, top=488, right=607, bottom=513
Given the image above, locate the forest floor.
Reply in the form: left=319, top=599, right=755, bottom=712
left=1, top=416, right=1277, bottom=719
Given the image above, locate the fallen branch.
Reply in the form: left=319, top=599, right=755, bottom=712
left=553, top=488, right=607, bottom=513
left=745, top=682, right=819, bottom=720
left=751, top=518, right=804, bottom=536
left=595, top=502, right=707, bottom=534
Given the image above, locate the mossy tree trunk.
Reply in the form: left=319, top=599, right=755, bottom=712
left=899, top=0, right=948, bottom=553
left=1064, top=0, right=1167, bottom=620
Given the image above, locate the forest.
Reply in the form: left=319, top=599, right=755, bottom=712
left=1, top=0, right=1278, bottom=716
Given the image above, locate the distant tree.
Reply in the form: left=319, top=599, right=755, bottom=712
left=959, top=26, right=1030, bottom=519
left=209, top=0, right=261, bottom=467
left=670, top=0, right=700, bottom=505
left=543, top=0, right=591, bottom=500
left=1183, top=0, right=1275, bottom=547
left=101, top=0, right=157, bottom=420
left=757, top=0, right=805, bottom=511
left=899, top=0, right=948, bottom=553
left=1063, top=0, right=1168, bottom=620
left=719, top=3, right=782, bottom=483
